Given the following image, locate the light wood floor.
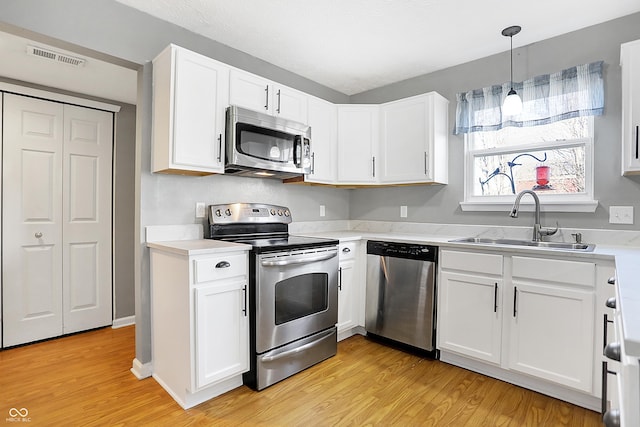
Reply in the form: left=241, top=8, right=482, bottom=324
left=0, top=326, right=601, bottom=426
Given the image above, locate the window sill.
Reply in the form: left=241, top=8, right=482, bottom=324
left=460, top=200, right=598, bottom=213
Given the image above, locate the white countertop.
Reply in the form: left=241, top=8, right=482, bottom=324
left=296, top=229, right=640, bottom=358
left=146, top=239, right=251, bottom=256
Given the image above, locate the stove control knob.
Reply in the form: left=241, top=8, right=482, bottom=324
left=225, top=209, right=232, bottom=216
left=270, top=209, right=276, bottom=216
left=277, top=210, right=283, bottom=216
left=215, top=209, right=222, bottom=217
left=284, top=210, right=290, bottom=217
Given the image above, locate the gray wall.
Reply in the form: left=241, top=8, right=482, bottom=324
left=350, top=13, right=640, bottom=231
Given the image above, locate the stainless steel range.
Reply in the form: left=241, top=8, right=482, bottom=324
left=206, top=203, right=339, bottom=390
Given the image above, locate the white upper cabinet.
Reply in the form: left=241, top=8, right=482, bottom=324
left=337, top=105, right=380, bottom=184
left=229, top=69, right=308, bottom=123
left=306, top=96, right=338, bottom=183
left=152, top=44, right=229, bottom=175
left=621, top=39, right=640, bottom=175
left=379, top=92, right=448, bottom=184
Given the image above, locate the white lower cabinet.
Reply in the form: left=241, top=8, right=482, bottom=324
left=439, top=271, right=503, bottom=364
left=438, top=249, right=600, bottom=408
left=337, top=241, right=365, bottom=340
left=150, top=246, right=249, bottom=409
left=194, top=277, right=249, bottom=389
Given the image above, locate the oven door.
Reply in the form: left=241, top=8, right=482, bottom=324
left=255, top=246, right=338, bottom=353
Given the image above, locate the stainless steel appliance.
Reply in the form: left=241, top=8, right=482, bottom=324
left=225, top=106, right=311, bottom=179
left=365, top=240, right=438, bottom=355
left=206, top=203, right=339, bottom=390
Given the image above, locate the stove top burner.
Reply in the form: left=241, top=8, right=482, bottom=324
left=206, top=203, right=337, bottom=252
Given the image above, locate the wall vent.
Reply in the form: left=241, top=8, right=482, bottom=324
left=27, top=45, right=86, bottom=67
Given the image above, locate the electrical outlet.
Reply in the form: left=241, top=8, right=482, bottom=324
left=195, top=202, right=206, bottom=218
left=609, top=206, right=633, bottom=224
left=400, top=205, right=408, bottom=218
left=320, top=205, right=326, bottom=217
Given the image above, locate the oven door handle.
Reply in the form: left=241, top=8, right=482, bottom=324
left=260, top=251, right=337, bottom=267
left=260, top=328, right=335, bottom=363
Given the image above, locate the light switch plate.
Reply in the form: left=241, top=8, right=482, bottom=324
left=400, top=205, right=408, bottom=218
left=609, top=206, right=633, bottom=224
left=320, top=205, right=326, bottom=217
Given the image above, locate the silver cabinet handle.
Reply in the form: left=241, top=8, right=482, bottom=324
left=276, top=89, right=281, bottom=114
left=242, top=285, right=247, bottom=317
left=513, top=286, right=518, bottom=317
left=494, top=283, right=498, bottom=313
left=311, top=152, right=315, bottom=174
left=215, top=261, right=231, bottom=269
left=217, top=134, right=222, bottom=163
left=601, top=361, right=618, bottom=416
left=264, top=85, right=269, bottom=110
left=603, top=313, right=614, bottom=352
left=372, top=156, right=376, bottom=178
left=604, top=342, right=621, bottom=362
left=338, top=267, right=342, bottom=291
left=605, top=297, right=616, bottom=309
left=424, top=152, right=428, bottom=175
left=342, top=247, right=351, bottom=253
left=35, top=232, right=43, bottom=238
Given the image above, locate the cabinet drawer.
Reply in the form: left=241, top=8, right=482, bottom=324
left=440, top=250, right=503, bottom=276
left=194, top=253, right=247, bottom=284
left=339, top=242, right=357, bottom=261
left=512, top=257, right=594, bottom=287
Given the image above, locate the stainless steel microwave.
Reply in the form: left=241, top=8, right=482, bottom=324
left=225, top=105, right=311, bottom=179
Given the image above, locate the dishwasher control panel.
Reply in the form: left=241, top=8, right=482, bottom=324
left=366, top=240, right=437, bottom=261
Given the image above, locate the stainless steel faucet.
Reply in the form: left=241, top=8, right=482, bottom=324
left=509, top=190, right=558, bottom=241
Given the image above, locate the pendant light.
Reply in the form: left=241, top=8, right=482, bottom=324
left=502, top=25, right=522, bottom=116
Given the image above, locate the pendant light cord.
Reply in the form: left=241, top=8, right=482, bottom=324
left=510, top=35, right=514, bottom=91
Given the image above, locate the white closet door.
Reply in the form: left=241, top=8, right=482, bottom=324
left=2, top=94, right=64, bottom=346
left=62, top=104, right=113, bottom=333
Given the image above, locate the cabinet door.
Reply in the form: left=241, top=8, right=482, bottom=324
left=438, top=271, right=502, bottom=364
left=337, top=105, right=379, bottom=184
left=153, top=45, right=229, bottom=174
left=229, top=69, right=271, bottom=114
left=337, top=259, right=356, bottom=333
left=379, top=95, right=430, bottom=183
left=194, top=278, right=249, bottom=390
left=274, top=85, right=308, bottom=123
left=306, top=97, right=337, bottom=183
left=508, top=281, right=594, bottom=392
left=621, top=39, right=640, bottom=175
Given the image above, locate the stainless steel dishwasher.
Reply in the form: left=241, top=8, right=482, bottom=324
left=365, top=240, right=438, bottom=355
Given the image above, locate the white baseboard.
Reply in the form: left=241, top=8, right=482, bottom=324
left=130, top=358, right=153, bottom=380
left=112, top=315, right=135, bottom=329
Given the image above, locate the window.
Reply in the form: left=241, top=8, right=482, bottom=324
left=462, top=116, right=594, bottom=211
left=455, top=61, right=603, bottom=212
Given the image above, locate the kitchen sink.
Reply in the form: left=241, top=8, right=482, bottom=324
left=449, top=237, right=595, bottom=252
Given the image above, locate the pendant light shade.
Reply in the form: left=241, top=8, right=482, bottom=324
left=502, top=25, right=522, bottom=116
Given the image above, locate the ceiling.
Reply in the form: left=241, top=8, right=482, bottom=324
left=113, top=0, right=640, bottom=95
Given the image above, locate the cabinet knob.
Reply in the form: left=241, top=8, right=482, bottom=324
left=605, top=297, right=616, bottom=309
left=604, top=342, right=621, bottom=362
left=35, top=232, right=43, bottom=238
left=342, top=247, right=351, bottom=253
left=607, top=276, right=616, bottom=285
left=215, top=261, right=231, bottom=269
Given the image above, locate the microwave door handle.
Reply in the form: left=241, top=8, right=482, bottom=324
left=294, top=135, right=302, bottom=167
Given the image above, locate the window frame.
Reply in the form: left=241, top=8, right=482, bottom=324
left=460, top=117, right=597, bottom=213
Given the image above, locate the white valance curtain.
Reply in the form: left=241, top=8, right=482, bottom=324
left=454, top=61, right=604, bottom=135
